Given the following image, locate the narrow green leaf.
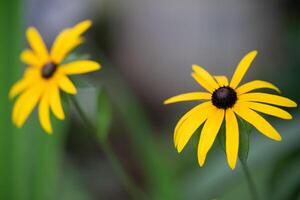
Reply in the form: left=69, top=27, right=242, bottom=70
left=217, top=122, right=226, bottom=152
left=96, top=89, right=113, bottom=141
left=218, top=117, right=252, bottom=163
left=237, top=117, right=253, bottom=163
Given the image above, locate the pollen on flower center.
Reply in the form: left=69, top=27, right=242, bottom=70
left=41, top=62, right=57, bottom=79
left=212, top=86, right=237, bottom=109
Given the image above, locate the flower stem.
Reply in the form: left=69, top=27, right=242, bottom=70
left=69, top=96, right=147, bottom=200
left=240, top=160, right=259, bottom=200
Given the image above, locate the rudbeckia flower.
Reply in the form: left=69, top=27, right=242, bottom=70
left=9, top=20, right=101, bottom=134
left=164, top=50, right=297, bottom=169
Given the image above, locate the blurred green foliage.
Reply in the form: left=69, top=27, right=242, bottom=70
left=0, top=1, right=66, bottom=200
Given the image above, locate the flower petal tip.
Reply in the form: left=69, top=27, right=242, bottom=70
left=274, top=135, right=282, bottom=141
left=177, top=146, right=184, bottom=153
left=82, top=20, right=92, bottom=26
left=95, top=63, right=101, bottom=71
left=26, top=26, right=36, bottom=33
left=16, top=122, right=23, bottom=128
left=228, top=163, right=236, bottom=170
left=57, top=114, right=65, bottom=120
left=191, top=64, right=200, bottom=71
left=8, top=93, right=14, bottom=100
left=198, top=158, right=205, bottom=167
left=45, top=130, right=53, bottom=135
left=249, top=50, right=258, bottom=56
left=163, top=99, right=171, bottom=105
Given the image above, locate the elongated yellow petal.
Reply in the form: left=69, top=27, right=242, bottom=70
left=234, top=104, right=281, bottom=141
left=39, top=93, right=52, bottom=134
left=49, top=84, right=65, bottom=120
left=238, top=93, right=297, bottom=107
left=175, top=102, right=213, bottom=152
left=26, top=27, right=49, bottom=63
left=198, top=108, right=224, bottom=166
left=173, top=101, right=209, bottom=145
left=23, top=67, right=41, bottom=79
left=164, top=92, right=211, bottom=105
left=51, top=20, right=91, bottom=63
left=10, top=67, right=41, bottom=97
left=225, top=109, right=239, bottom=169
left=9, top=79, right=33, bottom=99
left=214, top=76, right=229, bottom=87
left=230, top=50, right=258, bottom=88
left=60, top=60, right=101, bottom=75
left=238, top=102, right=292, bottom=120
left=192, top=65, right=219, bottom=90
left=20, top=49, right=41, bottom=66
left=50, top=29, right=71, bottom=63
left=55, top=37, right=83, bottom=64
left=13, top=84, right=44, bottom=127
left=72, top=20, right=92, bottom=35
left=236, top=80, right=280, bottom=95
left=58, top=75, right=77, bottom=94
left=191, top=73, right=215, bottom=93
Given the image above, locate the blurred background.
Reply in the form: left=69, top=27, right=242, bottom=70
left=1, top=0, right=300, bottom=199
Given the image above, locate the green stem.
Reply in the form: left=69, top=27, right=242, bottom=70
left=69, top=96, right=146, bottom=200
left=240, top=160, right=259, bottom=200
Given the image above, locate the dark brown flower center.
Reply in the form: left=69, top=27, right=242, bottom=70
left=41, top=62, right=57, bottom=79
left=212, top=86, right=237, bottom=109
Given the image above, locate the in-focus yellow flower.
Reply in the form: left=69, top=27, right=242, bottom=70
left=164, top=50, right=297, bottom=169
left=9, top=20, right=101, bottom=134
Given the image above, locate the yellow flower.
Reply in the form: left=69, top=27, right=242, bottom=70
left=164, top=50, right=297, bottom=169
left=9, top=20, right=101, bottom=134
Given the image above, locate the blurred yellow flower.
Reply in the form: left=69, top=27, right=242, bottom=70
left=164, top=50, right=297, bottom=169
left=9, top=20, right=101, bottom=134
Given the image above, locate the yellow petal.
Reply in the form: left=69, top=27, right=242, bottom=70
left=13, top=84, right=44, bottom=127
left=236, top=80, right=280, bottom=95
left=225, top=109, right=239, bottom=170
left=192, top=65, right=219, bottom=91
left=175, top=102, right=213, bottom=152
left=50, top=29, right=71, bottom=63
left=51, top=20, right=91, bottom=63
left=191, top=73, right=215, bottom=93
left=20, top=49, right=41, bottom=67
left=9, top=68, right=41, bottom=99
left=238, top=92, right=297, bottom=107
left=71, top=20, right=92, bottom=35
left=26, top=27, right=49, bottom=63
left=198, top=108, right=224, bottom=166
left=60, top=60, right=101, bottom=75
left=39, top=93, right=52, bottom=134
left=238, top=102, right=292, bottom=120
left=230, top=50, right=258, bottom=89
left=9, top=79, right=32, bottom=99
left=49, top=84, right=65, bottom=120
left=234, top=103, right=281, bottom=141
left=173, top=102, right=208, bottom=146
left=58, top=75, right=77, bottom=94
left=57, top=38, right=83, bottom=64
left=214, top=76, right=229, bottom=87
left=23, top=67, right=40, bottom=79
left=164, top=92, right=211, bottom=104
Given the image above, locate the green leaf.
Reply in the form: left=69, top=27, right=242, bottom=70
left=237, top=117, right=253, bottom=163
left=218, top=116, right=253, bottom=163
left=217, top=122, right=226, bottom=152
left=96, top=89, right=113, bottom=141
